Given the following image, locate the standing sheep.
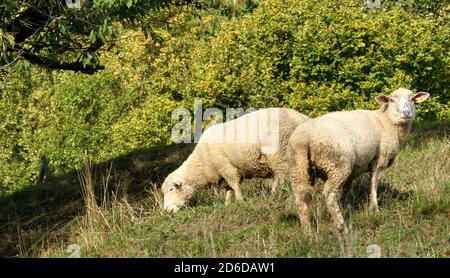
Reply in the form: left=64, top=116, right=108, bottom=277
left=162, top=108, right=310, bottom=213
left=287, top=88, right=429, bottom=236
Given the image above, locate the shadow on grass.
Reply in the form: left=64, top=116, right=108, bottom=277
left=342, top=179, right=413, bottom=213
left=0, top=120, right=447, bottom=257
left=406, top=120, right=450, bottom=148
left=0, top=143, right=194, bottom=258
left=275, top=179, right=413, bottom=231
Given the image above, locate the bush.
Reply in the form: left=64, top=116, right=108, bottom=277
left=1, top=0, right=449, bottom=193
left=151, top=0, right=449, bottom=118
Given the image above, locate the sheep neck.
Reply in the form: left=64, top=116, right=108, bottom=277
left=376, top=108, right=412, bottom=144
left=395, top=121, right=412, bottom=144
left=182, top=152, right=218, bottom=190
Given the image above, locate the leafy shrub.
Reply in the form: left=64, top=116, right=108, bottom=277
left=153, top=0, right=449, bottom=118
left=1, top=0, right=449, bottom=193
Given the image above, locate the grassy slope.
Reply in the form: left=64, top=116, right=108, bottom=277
left=1, top=121, right=449, bottom=258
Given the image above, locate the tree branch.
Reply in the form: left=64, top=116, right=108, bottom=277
left=22, top=52, right=105, bottom=74
left=6, top=7, right=49, bottom=44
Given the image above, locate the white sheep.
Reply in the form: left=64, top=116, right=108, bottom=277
left=162, top=108, right=310, bottom=212
left=287, top=88, right=429, bottom=236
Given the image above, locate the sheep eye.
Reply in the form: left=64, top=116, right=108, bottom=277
left=169, top=186, right=175, bottom=192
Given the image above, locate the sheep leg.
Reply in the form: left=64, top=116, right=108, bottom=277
left=225, top=189, right=234, bottom=205
left=220, top=165, right=243, bottom=202
left=268, top=156, right=286, bottom=194
left=270, top=175, right=280, bottom=194
left=294, top=182, right=313, bottom=235
left=323, top=175, right=353, bottom=256
left=220, top=180, right=234, bottom=205
left=290, top=152, right=314, bottom=234
left=369, top=168, right=384, bottom=212
left=322, top=174, right=350, bottom=236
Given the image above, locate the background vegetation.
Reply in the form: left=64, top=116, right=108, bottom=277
left=0, top=0, right=449, bottom=257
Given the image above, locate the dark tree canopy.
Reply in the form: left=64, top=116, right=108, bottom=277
left=0, top=0, right=196, bottom=74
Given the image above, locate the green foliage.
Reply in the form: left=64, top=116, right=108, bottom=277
left=382, top=0, right=450, bottom=19
left=150, top=0, right=449, bottom=117
left=111, top=94, right=180, bottom=151
left=0, top=73, right=40, bottom=191
left=0, top=0, right=195, bottom=72
left=0, top=69, right=137, bottom=192
left=0, top=0, right=449, bottom=193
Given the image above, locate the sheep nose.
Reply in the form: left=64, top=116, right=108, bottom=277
left=164, top=206, right=172, bottom=212
left=164, top=204, right=180, bottom=213
left=163, top=203, right=170, bottom=211
left=402, top=111, right=411, bottom=118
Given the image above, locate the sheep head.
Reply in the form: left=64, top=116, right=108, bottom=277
left=376, top=88, right=429, bottom=125
left=161, top=171, right=194, bottom=213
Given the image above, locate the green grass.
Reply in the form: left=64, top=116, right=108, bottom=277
left=1, top=121, right=449, bottom=258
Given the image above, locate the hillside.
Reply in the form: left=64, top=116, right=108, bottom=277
left=1, top=0, right=449, bottom=258
left=1, top=121, right=448, bottom=257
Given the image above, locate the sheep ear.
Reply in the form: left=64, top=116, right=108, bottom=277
left=375, top=95, right=389, bottom=106
left=172, top=178, right=183, bottom=188
left=414, top=92, right=429, bottom=103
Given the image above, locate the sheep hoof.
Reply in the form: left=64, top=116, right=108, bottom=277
left=370, top=205, right=380, bottom=213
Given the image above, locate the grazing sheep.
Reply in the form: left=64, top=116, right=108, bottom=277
left=162, top=108, right=310, bottom=213
left=287, top=88, right=429, bottom=236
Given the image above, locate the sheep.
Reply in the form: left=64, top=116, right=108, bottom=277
left=162, top=108, right=310, bottom=213
left=287, top=88, right=429, bottom=237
